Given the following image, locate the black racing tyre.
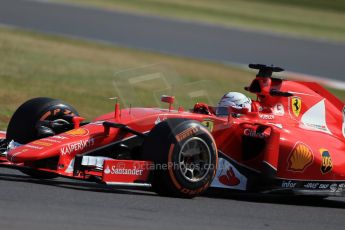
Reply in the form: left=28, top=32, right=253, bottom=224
left=6, top=97, right=78, bottom=179
left=7, top=97, right=78, bottom=144
left=142, top=118, right=218, bottom=198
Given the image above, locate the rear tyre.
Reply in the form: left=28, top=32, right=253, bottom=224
left=142, top=119, right=218, bottom=198
left=6, top=97, right=79, bottom=179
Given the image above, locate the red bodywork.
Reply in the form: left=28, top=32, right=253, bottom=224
left=1, top=73, right=345, bottom=195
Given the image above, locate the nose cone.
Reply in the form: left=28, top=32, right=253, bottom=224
left=7, top=143, right=61, bottom=163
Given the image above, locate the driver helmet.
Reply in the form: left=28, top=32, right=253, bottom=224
left=217, top=92, right=252, bottom=115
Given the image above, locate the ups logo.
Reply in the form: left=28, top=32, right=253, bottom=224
left=320, top=149, right=333, bottom=174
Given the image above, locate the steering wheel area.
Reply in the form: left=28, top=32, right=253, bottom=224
left=193, top=103, right=212, bottom=115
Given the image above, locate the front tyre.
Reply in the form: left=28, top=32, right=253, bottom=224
left=6, top=97, right=79, bottom=179
left=6, top=97, right=78, bottom=144
left=142, top=119, right=218, bottom=198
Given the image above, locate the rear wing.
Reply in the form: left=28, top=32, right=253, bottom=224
left=296, top=81, right=344, bottom=111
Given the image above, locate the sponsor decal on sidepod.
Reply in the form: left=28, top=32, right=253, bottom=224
left=244, top=129, right=268, bottom=139
left=320, top=149, right=333, bottom=174
left=287, top=142, right=313, bottom=172
left=282, top=180, right=296, bottom=188
left=259, top=114, right=275, bottom=120
left=273, top=103, right=285, bottom=116
left=330, top=183, right=345, bottom=193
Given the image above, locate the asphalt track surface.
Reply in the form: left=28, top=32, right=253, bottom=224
left=0, top=0, right=345, bottom=81
left=1, top=1, right=345, bottom=229
left=1, top=168, right=345, bottom=230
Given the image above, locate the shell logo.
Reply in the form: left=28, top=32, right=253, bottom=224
left=287, top=142, right=314, bottom=172
left=65, top=128, right=89, bottom=136
left=32, top=141, right=53, bottom=147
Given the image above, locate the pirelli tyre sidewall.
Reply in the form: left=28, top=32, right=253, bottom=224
left=143, top=118, right=218, bottom=198
left=7, top=97, right=78, bottom=144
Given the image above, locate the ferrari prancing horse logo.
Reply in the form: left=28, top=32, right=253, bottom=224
left=291, top=96, right=302, bottom=118
left=201, top=119, right=214, bottom=132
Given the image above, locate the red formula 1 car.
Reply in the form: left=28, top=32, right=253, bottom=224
left=1, top=64, right=345, bottom=198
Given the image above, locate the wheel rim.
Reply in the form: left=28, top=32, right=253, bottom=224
left=178, top=137, right=212, bottom=183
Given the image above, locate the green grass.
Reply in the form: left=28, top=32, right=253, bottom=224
left=60, top=0, right=345, bottom=42
left=250, top=0, right=345, bottom=13
left=0, top=27, right=343, bottom=131
left=327, top=88, right=345, bottom=101
left=0, top=27, right=257, bottom=130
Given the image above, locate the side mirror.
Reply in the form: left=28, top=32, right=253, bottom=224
left=161, top=95, right=175, bottom=104
left=72, top=116, right=86, bottom=129
left=161, top=95, right=175, bottom=111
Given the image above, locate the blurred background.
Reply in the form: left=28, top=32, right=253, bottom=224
left=0, top=0, right=345, bottom=130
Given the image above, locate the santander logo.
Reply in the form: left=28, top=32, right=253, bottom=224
left=104, top=166, right=111, bottom=174
left=219, top=167, right=240, bottom=186
left=211, top=158, right=248, bottom=190
left=104, top=165, right=143, bottom=176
